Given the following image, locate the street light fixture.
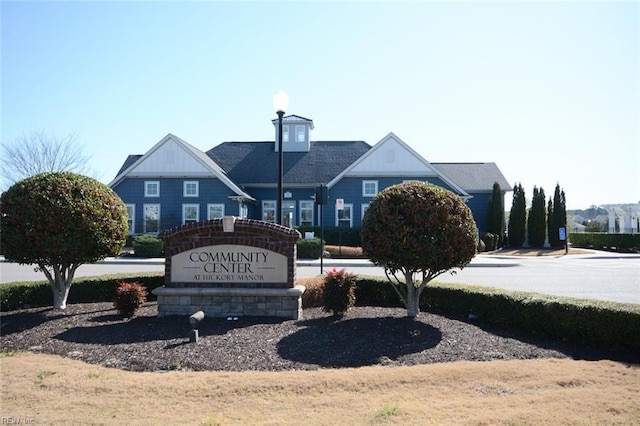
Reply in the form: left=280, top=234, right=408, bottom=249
left=273, top=90, right=289, bottom=225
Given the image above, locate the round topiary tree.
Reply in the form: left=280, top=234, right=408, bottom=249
left=361, top=181, right=478, bottom=317
left=0, top=172, right=129, bottom=309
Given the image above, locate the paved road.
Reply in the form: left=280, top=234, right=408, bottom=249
left=1, top=252, right=639, bottom=305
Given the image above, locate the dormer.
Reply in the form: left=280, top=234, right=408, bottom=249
left=272, top=115, right=314, bottom=153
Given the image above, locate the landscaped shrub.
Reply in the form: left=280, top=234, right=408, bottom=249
left=298, top=277, right=324, bottom=307
left=114, top=281, right=147, bottom=317
left=569, top=233, right=640, bottom=251
left=296, top=226, right=361, bottom=246
left=322, top=268, right=357, bottom=316
left=480, top=232, right=497, bottom=251
left=296, top=238, right=324, bottom=259
left=0, top=273, right=164, bottom=311
left=132, top=235, right=164, bottom=257
left=324, top=245, right=365, bottom=258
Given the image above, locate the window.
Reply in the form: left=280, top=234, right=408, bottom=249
left=183, top=204, right=199, bottom=224
left=263, top=201, right=276, bottom=223
left=145, top=181, right=159, bottom=197
left=337, top=204, right=353, bottom=227
left=126, top=204, right=135, bottom=234
left=239, top=203, right=248, bottom=219
left=283, top=125, right=289, bottom=142
left=183, top=181, right=199, bottom=197
left=295, top=125, right=305, bottom=142
left=361, top=203, right=370, bottom=222
left=362, top=180, right=378, bottom=197
left=207, top=203, right=225, bottom=220
left=300, top=201, right=314, bottom=226
left=143, top=204, right=160, bottom=233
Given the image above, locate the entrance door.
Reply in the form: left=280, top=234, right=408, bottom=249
left=283, top=201, right=296, bottom=227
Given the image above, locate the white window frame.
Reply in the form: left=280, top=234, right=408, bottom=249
left=183, top=181, right=199, bottom=197
left=361, top=203, right=370, bottom=222
left=282, top=125, right=290, bottom=143
left=239, top=203, right=248, bottom=219
left=182, top=204, right=199, bottom=225
left=144, top=181, right=160, bottom=197
left=207, top=203, right=225, bottom=220
left=295, top=125, right=305, bottom=142
left=336, top=203, right=353, bottom=227
left=143, top=204, right=160, bottom=234
left=362, top=180, right=378, bottom=197
left=263, top=200, right=276, bottom=223
left=300, top=200, right=314, bottom=227
left=283, top=200, right=296, bottom=228
left=126, top=204, right=135, bottom=235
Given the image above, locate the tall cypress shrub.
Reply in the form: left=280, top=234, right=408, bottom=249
left=548, top=184, right=567, bottom=248
left=548, top=199, right=556, bottom=247
left=507, top=183, right=526, bottom=247
left=486, top=182, right=505, bottom=247
left=527, top=186, right=547, bottom=248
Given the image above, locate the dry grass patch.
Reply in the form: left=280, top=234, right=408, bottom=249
left=2, top=353, right=638, bottom=425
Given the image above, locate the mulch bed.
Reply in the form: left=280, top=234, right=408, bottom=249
left=1, top=302, right=635, bottom=372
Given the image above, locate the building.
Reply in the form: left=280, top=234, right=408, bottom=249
left=109, top=115, right=511, bottom=235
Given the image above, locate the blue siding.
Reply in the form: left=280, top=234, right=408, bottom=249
left=466, top=192, right=491, bottom=233
left=328, top=177, right=458, bottom=227
left=113, top=177, right=242, bottom=233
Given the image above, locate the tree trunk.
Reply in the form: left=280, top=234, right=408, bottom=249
left=40, top=263, right=76, bottom=310
left=405, top=272, right=420, bottom=318
left=51, top=279, right=71, bottom=310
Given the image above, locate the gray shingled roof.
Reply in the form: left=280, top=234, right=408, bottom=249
left=116, top=155, right=143, bottom=176
left=431, top=163, right=512, bottom=192
left=206, top=141, right=371, bottom=185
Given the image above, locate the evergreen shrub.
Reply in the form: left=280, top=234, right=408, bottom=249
left=132, top=235, right=164, bottom=257
left=296, top=238, right=324, bottom=259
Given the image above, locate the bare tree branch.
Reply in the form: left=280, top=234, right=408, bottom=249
left=0, top=130, right=93, bottom=190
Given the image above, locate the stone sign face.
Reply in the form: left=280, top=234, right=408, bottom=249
left=154, top=218, right=305, bottom=319
left=171, top=244, right=287, bottom=284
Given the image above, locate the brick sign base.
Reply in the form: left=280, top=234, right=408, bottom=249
left=153, top=218, right=304, bottom=319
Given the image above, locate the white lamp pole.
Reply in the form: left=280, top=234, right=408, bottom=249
left=273, top=90, right=289, bottom=225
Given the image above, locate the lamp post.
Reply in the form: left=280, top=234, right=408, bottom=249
left=273, top=90, right=289, bottom=225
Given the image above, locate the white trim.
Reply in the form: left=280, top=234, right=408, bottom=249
left=336, top=203, right=353, bottom=227
left=207, top=203, right=225, bottom=220
left=326, top=132, right=469, bottom=197
left=182, top=204, right=199, bottom=224
left=143, top=204, right=161, bottom=234
left=361, top=203, right=370, bottom=222
left=295, top=125, right=305, bottom=142
left=362, top=180, right=378, bottom=197
left=300, top=200, right=314, bottom=226
left=144, top=181, right=160, bottom=197
left=125, top=204, right=135, bottom=235
left=183, top=181, right=199, bottom=197
left=108, top=133, right=254, bottom=201
left=262, top=200, right=276, bottom=223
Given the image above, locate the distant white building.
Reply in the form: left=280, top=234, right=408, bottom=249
left=604, top=204, right=640, bottom=233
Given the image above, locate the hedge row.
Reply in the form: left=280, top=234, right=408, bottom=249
left=295, top=226, right=361, bottom=247
left=2, top=273, right=638, bottom=353
left=353, top=277, right=640, bottom=352
left=569, top=232, right=640, bottom=250
left=0, top=273, right=165, bottom=311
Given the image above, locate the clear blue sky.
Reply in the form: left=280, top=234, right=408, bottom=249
left=2, top=1, right=638, bottom=210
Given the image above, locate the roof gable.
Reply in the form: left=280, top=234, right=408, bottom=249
left=327, top=133, right=469, bottom=196
left=108, top=134, right=253, bottom=199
